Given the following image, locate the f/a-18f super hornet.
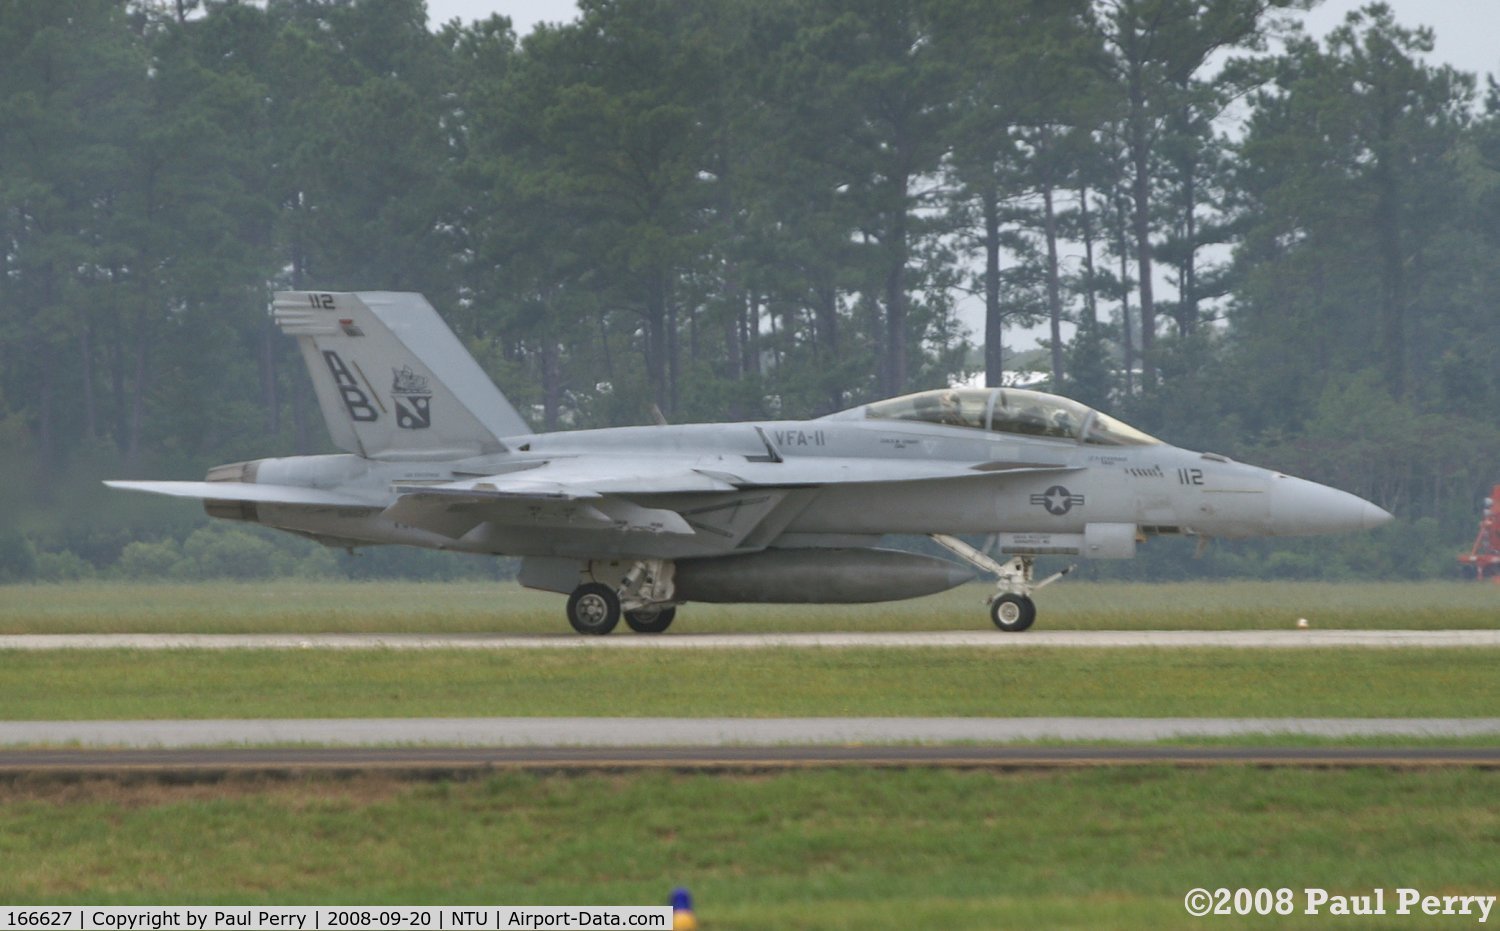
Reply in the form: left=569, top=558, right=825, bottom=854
left=108, top=291, right=1392, bottom=634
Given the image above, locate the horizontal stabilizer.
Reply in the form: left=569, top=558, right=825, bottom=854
left=104, top=480, right=378, bottom=509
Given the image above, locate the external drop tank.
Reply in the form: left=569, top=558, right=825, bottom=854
left=673, top=548, right=975, bottom=604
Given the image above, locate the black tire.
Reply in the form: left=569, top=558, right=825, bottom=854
left=990, top=593, right=1036, bottom=632
left=624, top=605, right=677, bottom=634
left=566, top=583, right=621, bottom=635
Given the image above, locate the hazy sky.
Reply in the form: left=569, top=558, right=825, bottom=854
left=426, top=0, right=576, bottom=33
left=425, top=0, right=1500, bottom=81
left=422, top=0, right=1499, bottom=353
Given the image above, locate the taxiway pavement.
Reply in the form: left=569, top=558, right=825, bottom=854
left=4, top=629, right=1500, bottom=650
left=3, top=745, right=1499, bottom=774
left=4, top=716, right=1500, bottom=748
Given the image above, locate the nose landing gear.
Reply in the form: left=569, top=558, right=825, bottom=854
left=990, top=592, right=1037, bottom=632
left=930, top=534, right=1074, bottom=632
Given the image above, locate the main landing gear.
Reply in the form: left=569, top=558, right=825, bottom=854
left=930, top=534, right=1074, bottom=633
left=565, top=559, right=679, bottom=636
left=565, top=583, right=621, bottom=635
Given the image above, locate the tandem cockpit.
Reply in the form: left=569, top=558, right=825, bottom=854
left=842, top=387, right=1161, bottom=446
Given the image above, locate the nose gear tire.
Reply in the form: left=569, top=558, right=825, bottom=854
left=990, top=593, right=1036, bottom=632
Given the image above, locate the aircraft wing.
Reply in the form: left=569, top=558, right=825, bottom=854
left=384, top=457, right=741, bottom=540
left=112, top=455, right=1081, bottom=553
left=392, top=454, right=1069, bottom=502
left=397, top=456, right=741, bottom=500
left=379, top=455, right=1078, bottom=546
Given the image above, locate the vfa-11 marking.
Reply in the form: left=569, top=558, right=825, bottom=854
left=108, top=291, right=1392, bottom=634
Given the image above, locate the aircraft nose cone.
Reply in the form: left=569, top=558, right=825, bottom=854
left=1362, top=500, right=1395, bottom=531
left=1269, top=476, right=1392, bottom=536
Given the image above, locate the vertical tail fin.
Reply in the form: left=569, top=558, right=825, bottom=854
left=272, top=291, right=530, bottom=460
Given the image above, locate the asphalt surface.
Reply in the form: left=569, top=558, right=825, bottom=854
left=5, top=629, right=1500, bottom=650
left=4, top=716, right=1500, bottom=748
left=3, top=745, right=1499, bottom=774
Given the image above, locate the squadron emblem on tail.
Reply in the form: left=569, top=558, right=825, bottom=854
left=391, top=366, right=432, bottom=430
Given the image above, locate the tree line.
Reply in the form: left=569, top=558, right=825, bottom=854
left=2, top=0, right=1498, bottom=580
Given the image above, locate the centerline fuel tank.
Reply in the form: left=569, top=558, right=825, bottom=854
left=673, top=548, right=975, bottom=604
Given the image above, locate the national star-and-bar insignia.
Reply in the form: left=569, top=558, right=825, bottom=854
left=1031, top=485, right=1085, bottom=516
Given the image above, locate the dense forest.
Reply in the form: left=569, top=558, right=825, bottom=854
left=2, top=0, right=1498, bottom=582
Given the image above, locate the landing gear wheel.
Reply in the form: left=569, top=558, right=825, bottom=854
left=624, top=606, right=677, bottom=634
left=567, top=583, right=621, bottom=635
left=990, top=594, right=1036, bottom=632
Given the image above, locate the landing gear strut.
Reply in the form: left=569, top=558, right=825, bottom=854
left=566, top=559, right=679, bottom=635
left=930, top=534, right=1074, bottom=633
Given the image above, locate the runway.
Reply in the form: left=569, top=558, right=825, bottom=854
left=4, top=716, right=1500, bottom=748
left=3, top=744, right=1499, bottom=774
left=4, top=629, right=1500, bottom=650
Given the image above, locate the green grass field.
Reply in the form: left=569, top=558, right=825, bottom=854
left=4, top=767, right=1498, bottom=928
left=2, top=647, right=1498, bottom=720
left=3, top=582, right=1496, bottom=925
left=2, top=580, right=1498, bottom=721
left=2, top=579, right=1498, bottom=634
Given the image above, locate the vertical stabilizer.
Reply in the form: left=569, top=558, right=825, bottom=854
left=272, top=291, right=529, bottom=459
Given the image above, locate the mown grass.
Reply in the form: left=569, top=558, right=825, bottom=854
left=1, top=579, right=1499, bottom=634
left=3, top=767, right=1498, bottom=928
left=2, top=648, right=1497, bottom=719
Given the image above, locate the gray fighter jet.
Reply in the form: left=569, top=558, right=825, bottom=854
left=109, top=291, right=1391, bottom=634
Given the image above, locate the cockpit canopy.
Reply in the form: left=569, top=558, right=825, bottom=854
left=860, top=387, right=1160, bottom=446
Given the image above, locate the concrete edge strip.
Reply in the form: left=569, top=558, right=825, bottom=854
left=4, top=746, right=1500, bottom=777
left=5, top=630, right=1500, bottom=650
